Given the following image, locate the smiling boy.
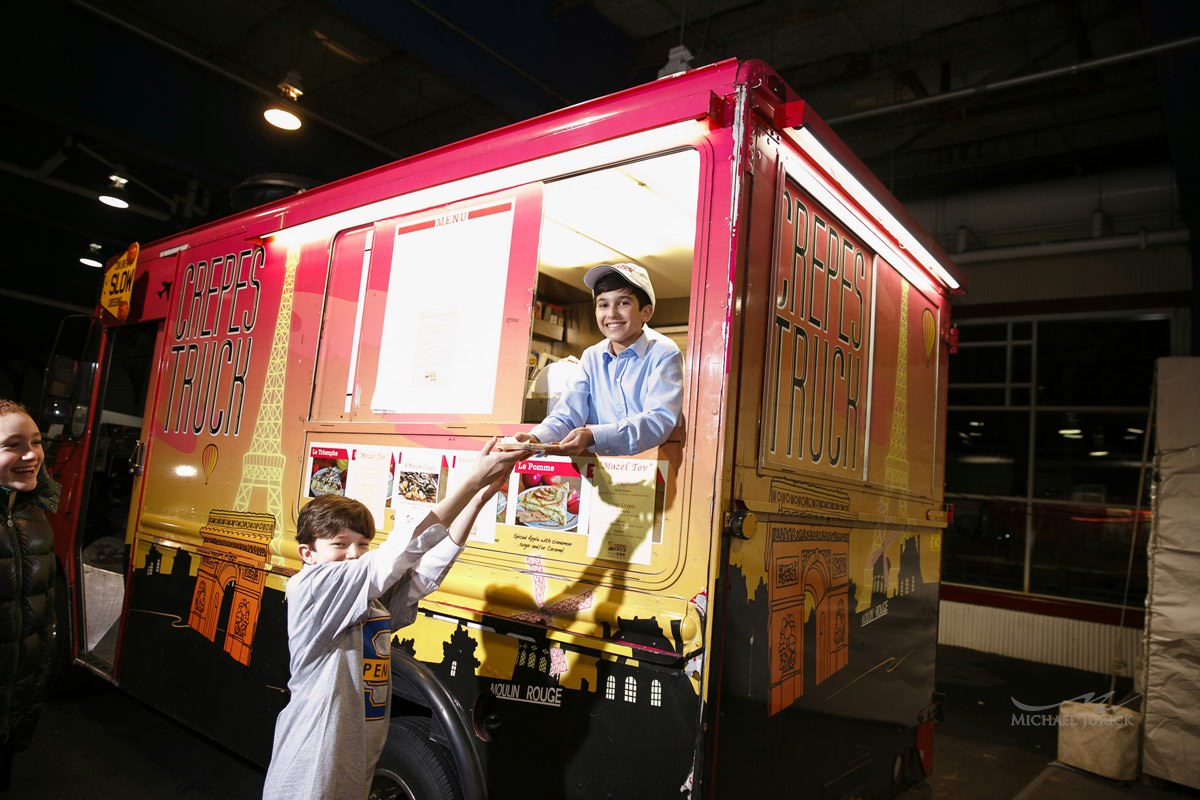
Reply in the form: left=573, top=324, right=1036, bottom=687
left=520, top=262, right=683, bottom=456
left=262, top=438, right=521, bottom=800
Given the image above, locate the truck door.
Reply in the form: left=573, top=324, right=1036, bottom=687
left=45, top=245, right=178, bottom=678
left=73, top=321, right=160, bottom=674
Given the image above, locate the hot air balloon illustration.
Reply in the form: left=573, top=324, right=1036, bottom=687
left=922, top=309, right=936, bottom=365
left=202, top=443, right=219, bottom=485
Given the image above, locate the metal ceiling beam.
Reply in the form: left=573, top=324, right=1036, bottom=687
left=0, top=159, right=171, bottom=222
left=826, top=35, right=1200, bottom=125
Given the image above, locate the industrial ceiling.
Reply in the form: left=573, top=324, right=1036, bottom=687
left=2, top=0, right=1197, bottom=318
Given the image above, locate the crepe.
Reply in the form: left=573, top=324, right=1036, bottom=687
left=496, top=441, right=558, bottom=452
left=518, top=483, right=568, bottom=525
left=310, top=468, right=344, bottom=496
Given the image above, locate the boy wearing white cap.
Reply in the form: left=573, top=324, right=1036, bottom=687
left=518, top=262, right=683, bottom=456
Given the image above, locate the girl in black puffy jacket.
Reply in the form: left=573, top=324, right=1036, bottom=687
left=0, top=399, right=58, bottom=790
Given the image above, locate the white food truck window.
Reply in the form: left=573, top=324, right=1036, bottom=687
left=311, top=149, right=699, bottom=429
left=311, top=188, right=540, bottom=423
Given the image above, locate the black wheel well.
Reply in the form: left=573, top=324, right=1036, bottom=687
left=389, top=650, right=487, bottom=800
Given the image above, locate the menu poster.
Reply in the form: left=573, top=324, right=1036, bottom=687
left=508, top=457, right=584, bottom=530
left=344, top=446, right=393, bottom=531
left=390, top=448, right=444, bottom=529
left=307, top=445, right=349, bottom=498
left=443, top=450, right=502, bottom=544
left=502, top=457, right=587, bottom=559
left=585, top=458, right=659, bottom=565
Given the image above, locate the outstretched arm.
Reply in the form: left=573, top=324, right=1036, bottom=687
left=524, top=361, right=594, bottom=446
left=446, top=471, right=510, bottom=546
left=414, top=437, right=522, bottom=541
left=371, top=438, right=523, bottom=628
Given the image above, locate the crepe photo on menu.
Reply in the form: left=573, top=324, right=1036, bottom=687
left=307, top=445, right=349, bottom=498
left=519, top=482, right=569, bottom=525
left=510, top=456, right=582, bottom=533
left=388, top=448, right=443, bottom=528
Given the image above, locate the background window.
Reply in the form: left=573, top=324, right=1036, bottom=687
left=942, top=312, right=1171, bottom=606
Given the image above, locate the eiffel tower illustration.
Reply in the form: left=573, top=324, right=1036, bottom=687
left=865, top=280, right=910, bottom=597
left=233, top=245, right=299, bottom=541
left=187, top=246, right=299, bottom=663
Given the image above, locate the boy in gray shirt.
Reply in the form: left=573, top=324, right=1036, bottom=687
left=262, top=438, right=521, bottom=800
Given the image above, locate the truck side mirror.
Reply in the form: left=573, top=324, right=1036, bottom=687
left=40, top=316, right=98, bottom=442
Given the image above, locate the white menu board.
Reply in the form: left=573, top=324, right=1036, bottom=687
left=372, top=202, right=514, bottom=415
left=344, top=446, right=393, bottom=528
left=585, top=458, right=658, bottom=565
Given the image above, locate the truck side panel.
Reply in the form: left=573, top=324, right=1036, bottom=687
left=714, top=123, right=949, bottom=798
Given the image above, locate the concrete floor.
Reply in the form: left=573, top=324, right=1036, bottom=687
left=5, top=645, right=1196, bottom=799
left=898, top=647, right=1190, bottom=800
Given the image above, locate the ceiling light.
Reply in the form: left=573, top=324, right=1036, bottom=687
left=99, top=174, right=129, bottom=208
left=264, top=70, right=304, bottom=131
left=79, top=242, right=104, bottom=268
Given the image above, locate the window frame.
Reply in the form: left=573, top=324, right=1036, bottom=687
left=943, top=307, right=1178, bottom=605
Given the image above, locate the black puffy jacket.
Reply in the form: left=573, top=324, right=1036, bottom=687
left=0, top=469, right=57, bottom=750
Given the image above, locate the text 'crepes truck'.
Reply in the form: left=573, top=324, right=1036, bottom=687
left=43, top=58, right=962, bottom=800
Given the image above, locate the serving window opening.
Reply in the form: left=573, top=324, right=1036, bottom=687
left=523, top=149, right=699, bottom=425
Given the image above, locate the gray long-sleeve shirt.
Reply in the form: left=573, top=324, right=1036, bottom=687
left=262, top=522, right=463, bottom=800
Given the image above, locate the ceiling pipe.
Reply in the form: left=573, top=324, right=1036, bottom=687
left=907, top=166, right=1178, bottom=245
left=0, top=287, right=93, bottom=314
left=71, top=0, right=401, bottom=162
left=828, top=35, right=1200, bottom=125
left=951, top=228, right=1190, bottom=264
left=408, top=0, right=570, bottom=104
left=0, top=159, right=171, bottom=222
left=76, top=140, right=177, bottom=210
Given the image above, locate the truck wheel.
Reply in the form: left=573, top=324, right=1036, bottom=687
left=370, top=717, right=462, bottom=800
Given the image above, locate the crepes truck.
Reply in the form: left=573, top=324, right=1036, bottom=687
left=43, top=58, right=962, bottom=799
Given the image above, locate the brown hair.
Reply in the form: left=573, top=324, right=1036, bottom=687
left=296, top=494, right=376, bottom=547
left=592, top=272, right=651, bottom=309
left=0, top=399, right=31, bottom=418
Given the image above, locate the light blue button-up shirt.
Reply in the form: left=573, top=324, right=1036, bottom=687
left=530, top=326, right=683, bottom=455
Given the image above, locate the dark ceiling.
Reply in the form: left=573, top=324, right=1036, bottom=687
left=2, top=0, right=1198, bottom=317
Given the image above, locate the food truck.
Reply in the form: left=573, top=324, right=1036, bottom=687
left=43, top=58, right=962, bottom=799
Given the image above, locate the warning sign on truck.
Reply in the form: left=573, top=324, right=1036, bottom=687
left=100, top=242, right=139, bottom=322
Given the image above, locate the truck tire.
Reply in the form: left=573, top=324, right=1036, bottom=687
left=370, top=716, right=463, bottom=800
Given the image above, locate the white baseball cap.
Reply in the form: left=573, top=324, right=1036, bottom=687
left=583, top=262, right=656, bottom=307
